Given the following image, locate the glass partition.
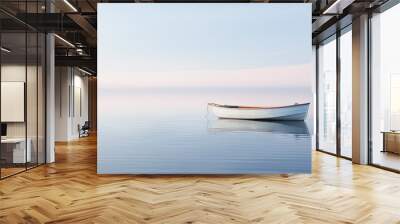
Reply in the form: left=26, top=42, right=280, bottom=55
left=38, top=32, right=46, bottom=165
left=371, top=4, right=400, bottom=171
left=0, top=31, right=28, bottom=177
left=339, top=28, right=352, bottom=158
left=0, top=2, right=46, bottom=179
left=317, top=36, right=337, bottom=154
left=27, top=30, right=38, bottom=169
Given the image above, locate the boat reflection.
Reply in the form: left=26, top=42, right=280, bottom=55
left=208, top=119, right=309, bottom=135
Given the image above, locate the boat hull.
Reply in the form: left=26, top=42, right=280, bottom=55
left=209, top=103, right=310, bottom=121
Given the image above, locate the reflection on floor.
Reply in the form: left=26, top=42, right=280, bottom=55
left=0, top=167, right=25, bottom=178
left=0, top=135, right=400, bottom=223
left=0, top=162, right=42, bottom=179
left=373, top=151, right=400, bottom=170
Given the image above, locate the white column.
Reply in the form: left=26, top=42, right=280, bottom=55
left=46, top=33, right=55, bottom=163
left=352, top=14, right=369, bottom=164
left=55, top=67, right=73, bottom=141
left=45, top=0, right=56, bottom=163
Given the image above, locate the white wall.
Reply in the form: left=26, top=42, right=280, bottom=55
left=55, top=67, right=89, bottom=141
left=55, top=66, right=70, bottom=141
left=1, top=65, right=39, bottom=138
left=1, top=65, right=28, bottom=142
left=1, top=63, right=47, bottom=164
left=71, top=73, right=89, bottom=138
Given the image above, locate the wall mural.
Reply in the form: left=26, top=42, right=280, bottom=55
left=98, top=3, right=313, bottom=174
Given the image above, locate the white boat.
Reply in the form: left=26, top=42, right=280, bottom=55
left=208, top=103, right=310, bottom=121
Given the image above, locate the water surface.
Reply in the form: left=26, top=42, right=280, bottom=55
left=98, top=87, right=312, bottom=174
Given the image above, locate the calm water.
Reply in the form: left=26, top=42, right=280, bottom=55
left=98, top=87, right=313, bottom=174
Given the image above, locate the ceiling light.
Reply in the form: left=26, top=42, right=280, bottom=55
left=78, top=67, right=93, bottom=76
left=1, top=47, right=11, bottom=53
left=323, top=0, right=341, bottom=14
left=322, top=0, right=354, bottom=15
left=76, top=48, right=85, bottom=55
left=63, top=0, right=78, bottom=12
left=54, top=34, right=75, bottom=48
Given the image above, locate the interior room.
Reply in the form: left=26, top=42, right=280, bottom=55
left=0, top=17, right=46, bottom=178
left=54, top=66, right=91, bottom=141
left=1, top=0, right=400, bottom=223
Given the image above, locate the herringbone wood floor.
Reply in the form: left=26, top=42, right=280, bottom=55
left=1, top=135, right=400, bottom=224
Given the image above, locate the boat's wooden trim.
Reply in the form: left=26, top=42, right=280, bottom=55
left=208, top=102, right=310, bottom=110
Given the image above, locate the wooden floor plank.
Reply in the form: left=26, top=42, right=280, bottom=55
left=1, top=135, right=400, bottom=223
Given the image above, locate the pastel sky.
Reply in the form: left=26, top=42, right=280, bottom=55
left=98, top=3, right=312, bottom=89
